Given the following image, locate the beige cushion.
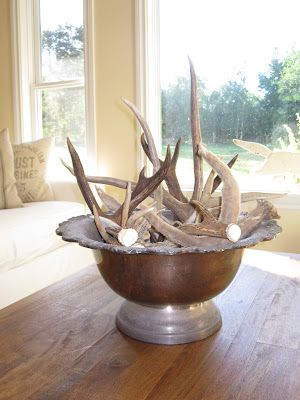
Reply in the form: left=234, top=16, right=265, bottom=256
left=13, top=137, right=54, bottom=202
left=0, top=200, right=86, bottom=273
left=0, top=128, right=23, bottom=209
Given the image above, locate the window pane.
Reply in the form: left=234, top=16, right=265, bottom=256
left=39, top=0, right=84, bottom=81
left=40, top=86, right=86, bottom=177
left=41, top=87, right=86, bottom=148
left=159, top=0, right=300, bottom=192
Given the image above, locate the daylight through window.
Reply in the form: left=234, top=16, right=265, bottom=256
left=36, top=0, right=86, bottom=156
left=159, top=0, right=300, bottom=192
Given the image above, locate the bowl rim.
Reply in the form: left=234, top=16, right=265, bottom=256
left=56, top=214, right=282, bottom=256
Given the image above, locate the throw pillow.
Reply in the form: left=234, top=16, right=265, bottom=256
left=13, top=137, right=54, bottom=202
left=0, top=128, right=23, bottom=209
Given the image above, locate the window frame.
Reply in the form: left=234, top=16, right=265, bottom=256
left=10, top=0, right=96, bottom=164
left=135, top=0, right=300, bottom=210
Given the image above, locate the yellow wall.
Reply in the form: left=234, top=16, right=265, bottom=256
left=93, top=0, right=137, bottom=186
left=0, top=0, right=299, bottom=253
left=256, top=208, right=300, bottom=253
left=0, top=0, right=14, bottom=139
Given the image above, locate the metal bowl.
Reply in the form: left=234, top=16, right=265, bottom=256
left=57, top=214, right=281, bottom=345
left=97, top=248, right=243, bottom=305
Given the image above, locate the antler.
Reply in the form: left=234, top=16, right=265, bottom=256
left=93, top=204, right=118, bottom=245
left=67, top=138, right=105, bottom=216
left=141, top=134, right=188, bottom=203
left=239, top=200, right=280, bottom=239
left=128, top=146, right=171, bottom=212
left=143, top=207, right=230, bottom=248
left=180, top=200, right=241, bottom=242
left=200, top=170, right=216, bottom=205
left=122, top=97, right=161, bottom=173
left=121, top=182, right=132, bottom=228
left=189, top=57, right=204, bottom=201
left=95, top=185, right=121, bottom=212
left=198, top=145, right=240, bottom=224
left=211, top=154, right=239, bottom=193
left=67, top=137, right=172, bottom=226
left=62, top=157, right=196, bottom=222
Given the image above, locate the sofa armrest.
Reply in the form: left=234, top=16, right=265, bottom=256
left=50, top=179, right=86, bottom=205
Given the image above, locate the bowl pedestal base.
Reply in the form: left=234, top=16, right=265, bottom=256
left=116, top=300, right=222, bottom=345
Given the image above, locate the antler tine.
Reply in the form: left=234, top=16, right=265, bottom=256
left=142, top=206, right=231, bottom=248
left=96, top=149, right=171, bottom=226
left=61, top=158, right=74, bottom=175
left=128, top=146, right=172, bottom=213
left=67, top=138, right=104, bottom=216
left=200, top=154, right=238, bottom=206
left=200, top=169, right=216, bottom=206
left=92, top=204, right=118, bottom=245
left=121, top=182, right=132, bottom=228
left=240, top=200, right=280, bottom=239
left=141, top=133, right=188, bottom=203
left=188, top=57, right=203, bottom=202
left=162, top=189, right=195, bottom=222
left=61, top=157, right=195, bottom=221
left=61, top=159, right=136, bottom=189
left=95, top=185, right=121, bottom=212
left=198, top=145, right=240, bottom=224
left=122, top=97, right=160, bottom=173
left=212, top=154, right=239, bottom=194
left=62, top=157, right=283, bottom=215
left=180, top=200, right=241, bottom=242
left=127, top=202, right=156, bottom=227
left=166, top=138, right=189, bottom=203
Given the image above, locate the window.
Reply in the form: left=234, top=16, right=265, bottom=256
left=11, top=0, right=95, bottom=173
left=137, top=0, right=300, bottom=195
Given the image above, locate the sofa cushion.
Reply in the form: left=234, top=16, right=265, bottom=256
left=0, top=201, right=86, bottom=273
left=13, top=137, right=54, bottom=202
left=0, top=128, right=23, bottom=209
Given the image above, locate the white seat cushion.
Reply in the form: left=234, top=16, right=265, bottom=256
left=0, top=201, right=86, bottom=273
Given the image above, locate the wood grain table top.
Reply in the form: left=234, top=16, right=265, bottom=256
left=1, top=249, right=300, bottom=400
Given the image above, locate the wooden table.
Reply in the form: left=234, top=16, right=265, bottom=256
left=1, top=250, right=300, bottom=400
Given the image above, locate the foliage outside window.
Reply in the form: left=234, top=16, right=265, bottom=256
left=159, top=0, right=300, bottom=192
left=35, top=0, right=87, bottom=163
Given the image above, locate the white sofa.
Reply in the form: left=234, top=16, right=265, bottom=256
left=0, top=179, right=95, bottom=309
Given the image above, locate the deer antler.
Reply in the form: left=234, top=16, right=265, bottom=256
left=200, top=170, right=216, bottom=205
left=67, top=138, right=172, bottom=226
left=93, top=204, right=118, bottom=245
left=211, top=154, right=239, bottom=193
left=95, top=185, right=121, bottom=212
left=198, top=145, right=240, bottom=224
left=121, top=182, right=132, bottom=228
left=143, top=207, right=231, bottom=248
left=180, top=200, right=241, bottom=242
left=239, top=200, right=280, bottom=239
left=67, top=138, right=104, bottom=216
left=141, top=133, right=188, bottom=203
left=61, top=158, right=135, bottom=189
left=189, top=57, right=204, bottom=202
left=62, top=157, right=196, bottom=222
left=128, top=146, right=171, bottom=211
left=122, top=97, right=160, bottom=173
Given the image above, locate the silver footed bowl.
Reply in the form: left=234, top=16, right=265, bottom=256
left=57, top=214, right=281, bottom=345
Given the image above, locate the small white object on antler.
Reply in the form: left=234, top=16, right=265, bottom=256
left=118, top=228, right=139, bottom=247
left=226, top=224, right=241, bottom=243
